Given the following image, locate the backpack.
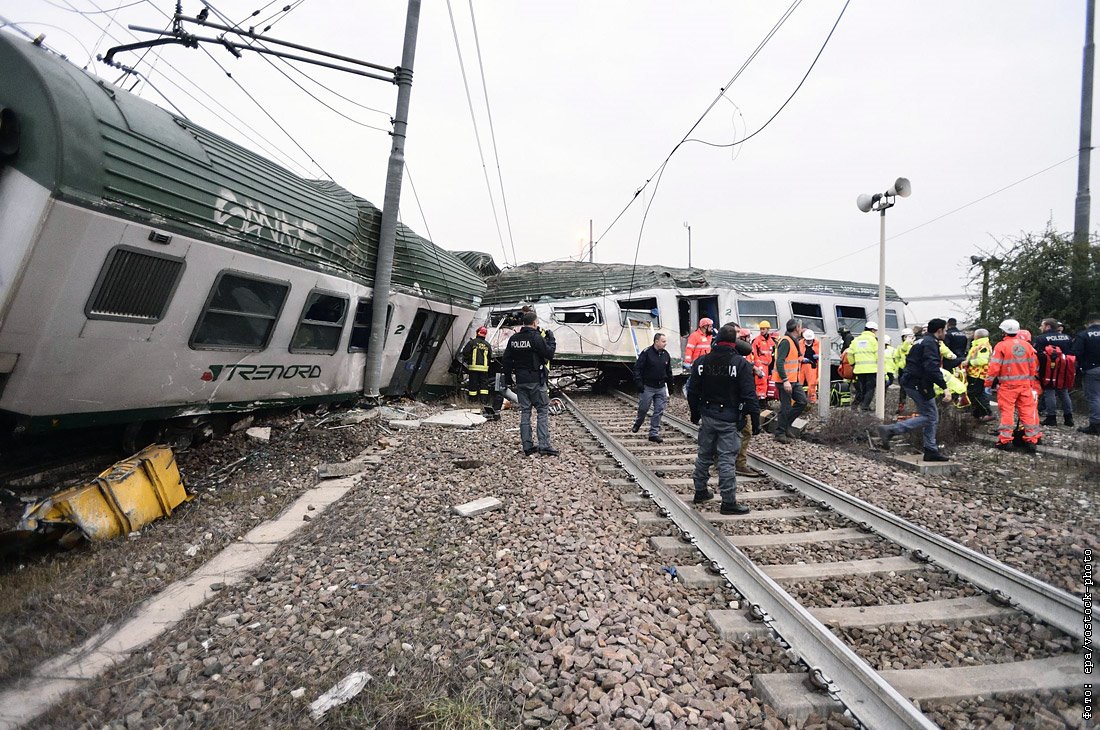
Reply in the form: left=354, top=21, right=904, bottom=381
left=838, top=350, right=855, bottom=380
left=1042, top=346, right=1078, bottom=389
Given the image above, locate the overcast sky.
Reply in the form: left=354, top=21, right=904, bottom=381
left=4, top=1, right=1094, bottom=325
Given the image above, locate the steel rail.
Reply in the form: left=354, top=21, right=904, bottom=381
left=611, top=391, right=1081, bottom=638
left=563, top=393, right=939, bottom=730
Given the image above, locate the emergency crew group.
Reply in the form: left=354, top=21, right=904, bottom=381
left=459, top=310, right=1100, bottom=513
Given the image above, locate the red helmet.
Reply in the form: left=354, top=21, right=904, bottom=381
left=737, top=327, right=751, bottom=340
left=476, top=326, right=488, bottom=337
left=699, top=317, right=714, bottom=328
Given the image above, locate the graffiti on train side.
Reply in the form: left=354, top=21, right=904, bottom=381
left=200, top=364, right=322, bottom=382
left=214, top=188, right=324, bottom=253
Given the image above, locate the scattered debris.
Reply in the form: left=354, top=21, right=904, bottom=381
left=309, top=671, right=372, bottom=721
left=229, top=415, right=254, bottom=433
left=245, top=427, right=271, bottom=442
left=452, top=459, right=484, bottom=470
left=388, top=420, right=421, bottom=430
left=337, top=409, right=374, bottom=425
left=422, top=411, right=487, bottom=428
left=290, top=687, right=306, bottom=699
left=184, top=544, right=200, bottom=557
left=452, top=496, right=503, bottom=517
left=16, top=445, right=191, bottom=544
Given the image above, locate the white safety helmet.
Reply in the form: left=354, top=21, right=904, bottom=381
left=865, top=321, right=879, bottom=330
left=803, top=329, right=815, bottom=341
left=884, top=334, right=892, bottom=344
left=999, top=318, right=1021, bottom=334
left=902, top=332, right=914, bottom=341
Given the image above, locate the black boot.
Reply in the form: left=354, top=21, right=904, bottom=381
left=923, top=448, right=950, bottom=462
left=1041, top=415, right=1057, bottom=427
left=1079, top=423, right=1100, bottom=435
left=693, top=489, right=715, bottom=504
left=720, top=501, right=750, bottom=515
left=1064, top=414, right=1075, bottom=427
left=876, top=425, right=894, bottom=450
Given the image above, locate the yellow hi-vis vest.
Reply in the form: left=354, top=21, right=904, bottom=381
left=966, top=337, right=991, bottom=379
left=468, top=340, right=491, bottom=372
left=849, top=331, right=879, bottom=374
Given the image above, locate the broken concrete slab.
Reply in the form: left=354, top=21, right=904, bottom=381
left=337, top=410, right=373, bottom=425
left=787, top=417, right=809, bottom=437
left=245, top=426, right=271, bottom=442
left=888, top=452, right=959, bottom=475
left=423, top=411, right=487, bottom=428
left=388, top=420, right=421, bottom=429
left=316, top=462, right=363, bottom=479
left=452, top=497, right=503, bottom=517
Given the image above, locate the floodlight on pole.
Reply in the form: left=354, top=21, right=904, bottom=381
left=683, top=221, right=692, bottom=268
left=855, top=177, right=911, bottom=422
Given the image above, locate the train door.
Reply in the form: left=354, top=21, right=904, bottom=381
left=677, top=296, right=718, bottom=353
left=387, top=309, right=456, bottom=396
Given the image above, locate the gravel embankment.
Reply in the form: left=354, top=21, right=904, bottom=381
left=37, top=405, right=858, bottom=729
left=0, top=407, right=385, bottom=688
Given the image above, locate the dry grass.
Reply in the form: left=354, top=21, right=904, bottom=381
left=325, top=647, right=522, bottom=730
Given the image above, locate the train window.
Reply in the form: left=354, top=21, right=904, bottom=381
left=736, top=299, right=777, bottom=329
left=835, top=305, right=867, bottom=332
left=190, top=271, right=289, bottom=351
left=551, top=305, right=602, bottom=325
left=617, top=297, right=659, bottom=327
left=348, top=299, right=393, bottom=352
left=85, top=246, right=185, bottom=323
left=790, top=302, right=825, bottom=333
left=885, top=309, right=900, bottom=329
left=290, top=291, right=348, bottom=354
left=489, top=309, right=524, bottom=327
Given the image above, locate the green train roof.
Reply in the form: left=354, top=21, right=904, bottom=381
left=479, top=259, right=903, bottom=306
left=0, top=33, right=485, bottom=307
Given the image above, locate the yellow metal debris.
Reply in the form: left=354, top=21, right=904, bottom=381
left=19, top=445, right=191, bottom=541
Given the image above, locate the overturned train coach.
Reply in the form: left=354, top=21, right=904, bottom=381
left=465, top=258, right=905, bottom=380
left=0, top=33, right=484, bottom=437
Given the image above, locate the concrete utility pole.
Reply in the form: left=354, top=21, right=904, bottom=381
left=1074, top=0, right=1095, bottom=260
left=364, top=0, right=422, bottom=398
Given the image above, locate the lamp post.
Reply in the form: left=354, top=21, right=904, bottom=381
left=969, top=254, right=1002, bottom=326
left=856, top=177, right=911, bottom=421
left=683, top=221, right=692, bottom=268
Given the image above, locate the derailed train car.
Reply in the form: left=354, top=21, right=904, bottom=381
left=468, top=259, right=905, bottom=379
left=0, top=33, right=484, bottom=438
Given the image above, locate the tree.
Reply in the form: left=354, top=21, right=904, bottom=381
left=968, top=222, right=1100, bottom=333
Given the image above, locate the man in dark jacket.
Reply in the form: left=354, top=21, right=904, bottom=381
left=632, top=333, right=674, bottom=443
left=877, top=318, right=951, bottom=462
left=686, top=324, right=761, bottom=514
left=1035, top=317, right=1076, bottom=426
left=502, top=311, right=558, bottom=455
left=1072, top=312, right=1100, bottom=435
left=944, top=318, right=969, bottom=361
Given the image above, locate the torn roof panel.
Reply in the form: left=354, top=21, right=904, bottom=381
left=480, top=260, right=902, bottom=305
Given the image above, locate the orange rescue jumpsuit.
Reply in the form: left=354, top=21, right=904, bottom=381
left=751, top=332, right=776, bottom=399
left=800, top=338, right=821, bottom=403
left=984, top=334, right=1041, bottom=444
left=683, top=328, right=712, bottom=368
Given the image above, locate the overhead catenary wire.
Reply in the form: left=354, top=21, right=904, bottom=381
left=795, top=153, right=1082, bottom=275
left=53, top=0, right=324, bottom=177
left=0, top=19, right=95, bottom=61
left=621, top=0, right=849, bottom=301
left=587, top=0, right=805, bottom=261
left=467, top=0, right=518, bottom=266
left=39, top=0, right=145, bottom=14
left=139, top=0, right=335, bottom=180
left=445, top=0, right=509, bottom=265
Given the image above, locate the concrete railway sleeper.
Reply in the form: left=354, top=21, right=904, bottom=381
left=564, top=392, right=1087, bottom=728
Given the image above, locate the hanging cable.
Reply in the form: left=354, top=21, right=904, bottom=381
left=467, top=0, right=518, bottom=265
left=445, top=0, right=509, bottom=265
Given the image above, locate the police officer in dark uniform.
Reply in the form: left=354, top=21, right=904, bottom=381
left=1035, top=317, right=1076, bottom=426
left=686, top=324, right=760, bottom=514
left=1072, top=312, right=1100, bottom=435
left=944, top=318, right=969, bottom=361
left=502, top=311, right=558, bottom=455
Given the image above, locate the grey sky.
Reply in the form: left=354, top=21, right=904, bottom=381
left=4, top=1, right=1092, bottom=326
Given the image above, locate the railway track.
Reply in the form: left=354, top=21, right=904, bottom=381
left=562, top=392, right=1087, bottom=728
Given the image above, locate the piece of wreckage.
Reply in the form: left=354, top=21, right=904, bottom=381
left=14, top=445, right=190, bottom=548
